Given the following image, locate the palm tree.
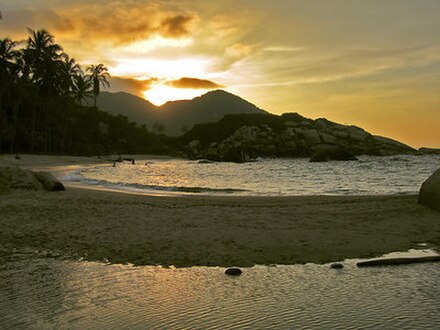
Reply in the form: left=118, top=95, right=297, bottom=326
left=0, top=38, right=22, bottom=154
left=71, top=74, right=93, bottom=106
left=25, top=29, right=64, bottom=97
left=25, top=29, right=64, bottom=152
left=58, top=54, right=81, bottom=97
left=86, top=64, right=110, bottom=107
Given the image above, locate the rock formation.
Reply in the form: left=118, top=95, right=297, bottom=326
left=184, top=113, right=417, bottom=162
left=33, top=171, right=65, bottom=191
left=0, top=166, right=65, bottom=193
left=418, top=168, right=440, bottom=212
left=419, top=148, right=440, bottom=155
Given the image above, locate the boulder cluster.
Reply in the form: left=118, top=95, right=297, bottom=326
left=186, top=117, right=417, bottom=163
left=0, top=166, right=64, bottom=194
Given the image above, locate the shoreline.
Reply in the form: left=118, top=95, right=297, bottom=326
left=1, top=154, right=439, bottom=267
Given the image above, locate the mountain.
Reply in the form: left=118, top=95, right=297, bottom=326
left=95, top=90, right=266, bottom=135
left=95, top=92, right=157, bottom=127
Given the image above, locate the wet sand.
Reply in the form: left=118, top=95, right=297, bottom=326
left=1, top=154, right=439, bottom=266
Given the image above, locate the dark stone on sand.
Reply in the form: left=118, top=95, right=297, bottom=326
left=34, top=171, right=65, bottom=191
left=309, top=145, right=357, bottom=162
left=225, top=268, right=242, bottom=276
left=418, top=168, right=440, bottom=212
left=0, top=166, right=42, bottom=190
left=357, top=256, right=440, bottom=267
left=330, top=263, right=344, bottom=269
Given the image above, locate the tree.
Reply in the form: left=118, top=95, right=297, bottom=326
left=58, top=54, right=81, bottom=97
left=86, top=64, right=110, bottom=107
left=71, top=74, right=93, bottom=106
left=25, top=29, right=64, bottom=97
left=0, top=38, right=23, bottom=153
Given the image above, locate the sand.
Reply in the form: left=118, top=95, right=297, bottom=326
left=1, top=154, right=439, bottom=267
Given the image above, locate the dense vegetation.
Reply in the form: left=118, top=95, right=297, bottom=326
left=0, top=29, right=170, bottom=156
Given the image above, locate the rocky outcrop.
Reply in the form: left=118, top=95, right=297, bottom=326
left=0, top=166, right=65, bottom=193
left=310, top=145, right=357, bottom=162
left=185, top=113, right=417, bottom=162
left=418, top=168, right=440, bottom=212
left=419, top=147, right=440, bottom=155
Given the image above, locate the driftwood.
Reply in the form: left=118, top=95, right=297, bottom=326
left=357, top=256, right=440, bottom=267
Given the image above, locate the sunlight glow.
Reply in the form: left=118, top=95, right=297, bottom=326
left=110, top=58, right=210, bottom=79
left=122, top=36, right=193, bottom=54
left=143, top=85, right=208, bottom=106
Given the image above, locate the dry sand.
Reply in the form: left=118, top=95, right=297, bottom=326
left=1, top=154, right=439, bottom=267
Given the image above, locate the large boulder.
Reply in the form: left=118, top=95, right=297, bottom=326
left=34, top=171, right=65, bottom=191
left=310, top=145, right=358, bottom=162
left=418, top=168, right=440, bottom=212
left=0, top=166, right=43, bottom=190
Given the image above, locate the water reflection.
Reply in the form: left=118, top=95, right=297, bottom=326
left=1, top=254, right=440, bottom=329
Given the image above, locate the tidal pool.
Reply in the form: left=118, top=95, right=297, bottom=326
left=1, top=250, right=440, bottom=329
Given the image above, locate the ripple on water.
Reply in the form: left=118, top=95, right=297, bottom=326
left=1, top=254, right=440, bottom=329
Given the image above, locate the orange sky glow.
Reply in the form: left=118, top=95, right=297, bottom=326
left=1, top=0, right=439, bottom=147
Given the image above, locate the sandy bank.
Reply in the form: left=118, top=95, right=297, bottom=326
left=1, top=185, right=439, bottom=267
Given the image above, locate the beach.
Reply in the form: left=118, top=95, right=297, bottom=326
left=1, top=155, right=439, bottom=267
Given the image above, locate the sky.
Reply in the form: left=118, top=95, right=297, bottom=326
left=1, top=0, right=439, bottom=147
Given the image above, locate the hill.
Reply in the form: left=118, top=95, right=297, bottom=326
left=95, top=90, right=266, bottom=135
left=181, top=113, right=418, bottom=162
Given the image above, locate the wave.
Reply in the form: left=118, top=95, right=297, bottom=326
left=62, top=172, right=249, bottom=195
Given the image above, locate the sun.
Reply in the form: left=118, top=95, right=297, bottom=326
left=143, top=85, right=208, bottom=106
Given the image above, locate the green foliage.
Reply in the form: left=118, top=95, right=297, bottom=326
left=0, top=29, right=170, bottom=156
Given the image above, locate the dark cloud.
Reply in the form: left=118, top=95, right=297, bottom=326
left=168, top=77, right=224, bottom=89
left=160, top=15, right=193, bottom=38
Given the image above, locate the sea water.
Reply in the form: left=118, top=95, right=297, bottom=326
left=62, top=155, right=440, bottom=196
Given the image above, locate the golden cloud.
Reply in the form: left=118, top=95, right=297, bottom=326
left=2, top=2, right=197, bottom=45
left=168, top=77, right=224, bottom=89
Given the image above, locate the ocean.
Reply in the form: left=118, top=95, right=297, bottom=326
left=62, top=155, right=440, bottom=196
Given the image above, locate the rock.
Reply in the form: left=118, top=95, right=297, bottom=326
left=0, top=166, right=42, bottom=190
left=33, top=171, right=65, bottom=191
left=418, top=168, right=440, bottom=212
left=310, top=145, right=358, bottom=162
left=315, top=119, right=328, bottom=130
left=302, top=129, right=321, bottom=146
left=225, top=268, right=242, bottom=276
left=330, top=263, right=344, bottom=269
left=419, top=147, right=440, bottom=155
left=372, top=136, right=416, bottom=155
left=320, top=132, right=337, bottom=144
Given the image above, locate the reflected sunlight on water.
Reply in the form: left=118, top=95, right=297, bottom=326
left=1, top=253, right=440, bottom=329
left=62, top=155, right=440, bottom=196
